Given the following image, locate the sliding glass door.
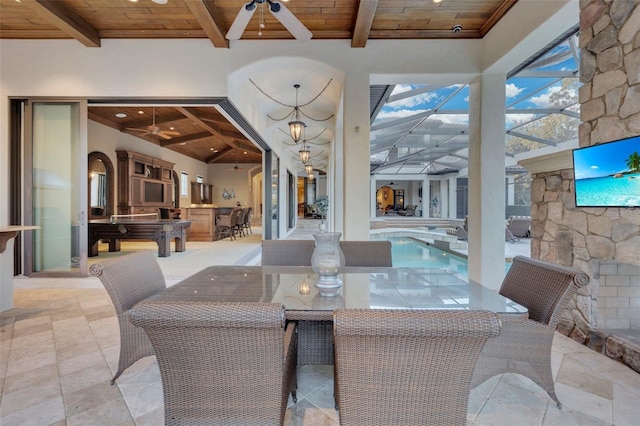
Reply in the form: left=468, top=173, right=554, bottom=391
left=24, top=100, right=88, bottom=276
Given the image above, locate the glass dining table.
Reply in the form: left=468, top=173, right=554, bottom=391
left=144, top=265, right=527, bottom=364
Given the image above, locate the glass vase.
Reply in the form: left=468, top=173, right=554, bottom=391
left=311, top=232, right=345, bottom=296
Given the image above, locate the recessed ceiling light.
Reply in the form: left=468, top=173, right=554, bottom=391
left=115, top=113, right=127, bottom=118
left=213, top=149, right=219, bottom=153
left=180, top=142, right=186, bottom=146
left=243, top=151, right=247, bottom=154
left=210, top=148, right=214, bottom=151
left=169, top=126, right=175, bottom=130
left=138, top=110, right=144, bottom=115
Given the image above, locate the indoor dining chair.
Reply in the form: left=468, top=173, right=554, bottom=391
left=89, top=250, right=167, bottom=384
left=130, top=301, right=297, bottom=425
left=471, top=255, right=590, bottom=408
left=334, top=309, right=500, bottom=425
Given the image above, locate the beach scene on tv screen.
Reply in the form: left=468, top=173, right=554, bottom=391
left=573, top=136, right=640, bottom=207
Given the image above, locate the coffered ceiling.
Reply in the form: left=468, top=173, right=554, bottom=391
left=1, top=0, right=517, bottom=48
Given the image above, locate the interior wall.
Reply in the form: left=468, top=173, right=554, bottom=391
left=207, top=163, right=254, bottom=208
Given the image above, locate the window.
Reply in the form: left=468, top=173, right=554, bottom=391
left=197, top=175, right=204, bottom=199
left=180, top=171, right=188, bottom=197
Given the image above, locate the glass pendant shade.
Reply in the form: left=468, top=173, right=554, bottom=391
left=299, top=147, right=310, bottom=164
left=308, top=172, right=315, bottom=180
left=288, top=117, right=305, bottom=143
left=305, top=164, right=313, bottom=174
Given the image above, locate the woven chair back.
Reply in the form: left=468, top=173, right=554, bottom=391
left=130, top=302, right=294, bottom=425
left=334, top=309, right=500, bottom=426
left=500, top=255, right=589, bottom=325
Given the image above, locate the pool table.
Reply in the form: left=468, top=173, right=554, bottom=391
left=88, top=219, right=192, bottom=257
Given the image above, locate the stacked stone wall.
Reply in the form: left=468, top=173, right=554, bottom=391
left=530, top=0, right=640, bottom=371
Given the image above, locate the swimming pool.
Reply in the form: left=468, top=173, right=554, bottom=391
left=388, top=236, right=514, bottom=276
left=389, top=237, right=469, bottom=276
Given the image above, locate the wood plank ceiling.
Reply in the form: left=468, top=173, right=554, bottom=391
left=1, top=0, right=518, bottom=164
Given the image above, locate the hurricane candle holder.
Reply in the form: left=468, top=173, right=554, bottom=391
left=311, top=232, right=345, bottom=296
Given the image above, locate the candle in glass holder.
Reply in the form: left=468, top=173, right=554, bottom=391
left=317, top=258, right=339, bottom=275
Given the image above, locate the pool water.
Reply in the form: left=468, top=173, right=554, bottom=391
left=388, top=237, right=514, bottom=276
left=389, top=237, right=469, bottom=276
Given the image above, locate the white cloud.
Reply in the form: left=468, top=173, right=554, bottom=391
left=529, top=86, right=562, bottom=107
left=438, top=114, right=468, bottom=126
left=387, top=91, right=439, bottom=109
left=505, top=83, right=524, bottom=98
left=377, top=108, right=429, bottom=119
left=390, top=84, right=415, bottom=95
left=591, top=165, right=599, bottom=169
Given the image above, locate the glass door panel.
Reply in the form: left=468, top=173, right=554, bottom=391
left=25, top=101, right=88, bottom=276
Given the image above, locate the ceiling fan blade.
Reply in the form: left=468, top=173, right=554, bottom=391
left=127, top=127, right=150, bottom=133
left=226, top=3, right=256, bottom=40
left=157, top=133, right=174, bottom=140
left=270, top=2, right=312, bottom=42
left=161, top=131, right=181, bottom=136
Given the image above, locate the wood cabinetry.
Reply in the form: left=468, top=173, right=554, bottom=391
left=116, top=150, right=175, bottom=216
left=185, top=207, right=233, bottom=241
left=191, top=182, right=214, bottom=204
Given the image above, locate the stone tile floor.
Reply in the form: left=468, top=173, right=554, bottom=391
left=1, top=223, right=639, bottom=425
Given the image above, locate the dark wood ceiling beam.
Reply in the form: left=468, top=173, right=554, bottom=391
left=352, top=0, right=378, bottom=48
left=177, top=107, right=239, bottom=150
left=206, top=146, right=234, bottom=164
left=184, top=0, right=229, bottom=48
left=21, top=0, right=100, bottom=47
left=177, top=107, right=261, bottom=154
left=121, top=112, right=187, bottom=131
left=160, top=132, right=213, bottom=147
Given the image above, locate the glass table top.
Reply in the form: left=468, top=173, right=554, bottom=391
left=149, top=266, right=527, bottom=315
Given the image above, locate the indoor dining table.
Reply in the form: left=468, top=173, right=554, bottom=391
left=142, top=265, right=527, bottom=364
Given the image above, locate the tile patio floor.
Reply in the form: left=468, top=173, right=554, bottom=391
left=1, top=222, right=638, bottom=425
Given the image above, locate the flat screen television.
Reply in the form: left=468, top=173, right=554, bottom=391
left=572, top=136, right=640, bottom=207
left=144, top=181, right=165, bottom=203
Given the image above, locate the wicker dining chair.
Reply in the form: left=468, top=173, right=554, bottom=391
left=261, top=240, right=315, bottom=266
left=471, top=255, right=590, bottom=408
left=242, top=207, right=253, bottom=235
left=261, top=239, right=393, bottom=366
left=89, top=250, right=167, bottom=384
left=235, top=207, right=247, bottom=237
left=216, top=208, right=241, bottom=240
left=334, top=309, right=500, bottom=425
left=130, top=301, right=297, bottom=426
left=339, top=241, right=392, bottom=267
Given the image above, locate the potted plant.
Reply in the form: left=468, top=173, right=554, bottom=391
left=316, top=195, right=329, bottom=231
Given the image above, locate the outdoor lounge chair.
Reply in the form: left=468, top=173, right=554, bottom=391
left=334, top=309, right=500, bottom=425
left=89, top=250, right=167, bottom=384
left=471, top=255, right=590, bottom=408
left=507, top=215, right=531, bottom=238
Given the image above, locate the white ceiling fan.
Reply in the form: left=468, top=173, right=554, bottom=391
left=226, top=0, right=312, bottom=42
left=127, top=107, right=180, bottom=140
